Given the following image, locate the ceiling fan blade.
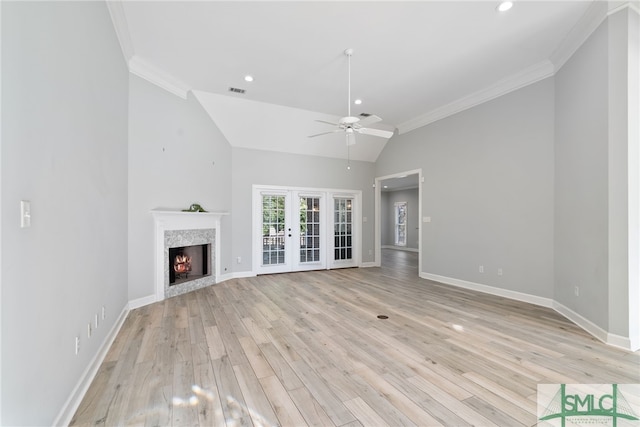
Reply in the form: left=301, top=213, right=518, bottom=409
left=357, top=115, right=382, bottom=127
left=315, top=120, right=339, bottom=126
left=308, top=130, right=341, bottom=138
left=358, top=127, right=394, bottom=138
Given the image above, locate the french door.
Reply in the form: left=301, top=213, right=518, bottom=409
left=329, top=196, right=357, bottom=269
left=253, top=186, right=359, bottom=274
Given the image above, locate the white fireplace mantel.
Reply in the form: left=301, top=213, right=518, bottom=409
left=151, top=209, right=229, bottom=301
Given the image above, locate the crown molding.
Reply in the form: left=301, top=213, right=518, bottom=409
left=549, top=1, right=609, bottom=72
left=397, top=59, right=555, bottom=134
left=129, top=56, right=190, bottom=100
left=398, top=1, right=628, bottom=135
left=608, top=0, right=640, bottom=16
left=106, top=0, right=134, bottom=62
left=106, top=1, right=189, bottom=100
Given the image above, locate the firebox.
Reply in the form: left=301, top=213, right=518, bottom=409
left=168, top=244, right=211, bottom=286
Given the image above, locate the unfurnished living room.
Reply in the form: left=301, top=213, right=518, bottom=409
left=1, top=1, right=639, bottom=426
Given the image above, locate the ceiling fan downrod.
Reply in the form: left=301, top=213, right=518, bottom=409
left=345, top=48, right=353, bottom=119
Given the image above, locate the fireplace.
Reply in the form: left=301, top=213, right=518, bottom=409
left=151, top=209, right=227, bottom=301
left=169, top=243, right=211, bottom=285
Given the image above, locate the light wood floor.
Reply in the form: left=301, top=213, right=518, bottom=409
left=71, top=250, right=639, bottom=426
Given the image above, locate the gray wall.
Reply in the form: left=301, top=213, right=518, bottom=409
left=554, top=18, right=609, bottom=329
left=376, top=78, right=555, bottom=298
left=1, top=2, right=129, bottom=425
left=128, top=75, right=233, bottom=301
left=555, top=7, right=639, bottom=339
left=230, top=147, right=376, bottom=273
left=381, top=188, right=419, bottom=249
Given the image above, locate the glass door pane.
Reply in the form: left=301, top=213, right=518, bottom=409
left=262, top=194, right=286, bottom=266
left=334, top=198, right=353, bottom=262
left=299, top=196, right=321, bottom=264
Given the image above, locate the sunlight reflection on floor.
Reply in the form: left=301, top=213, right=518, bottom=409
left=168, top=383, right=276, bottom=426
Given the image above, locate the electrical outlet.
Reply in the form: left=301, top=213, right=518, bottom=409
left=87, top=323, right=92, bottom=338
left=575, top=286, right=579, bottom=297
left=237, top=256, right=242, bottom=264
left=75, top=336, right=80, bottom=355
left=498, top=268, right=503, bottom=276
left=101, top=306, right=105, bottom=320
left=95, top=314, right=99, bottom=328
left=479, top=265, right=484, bottom=273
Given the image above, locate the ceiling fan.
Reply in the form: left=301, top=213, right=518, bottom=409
left=308, top=48, right=394, bottom=145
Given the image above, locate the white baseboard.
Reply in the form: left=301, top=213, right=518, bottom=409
left=420, top=272, right=637, bottom=352
left=218, top=271, right=257, bottom=282
left=361, top=262, right=377, bottom=268
left=382, top=245, right=419, bottom=253
left=128, top=294, right=157, bottom=310
left=420, top=272, right=554, bottom=308
left=53, top=304, right=129, bottom=426
left=552, top=301, right=636, bottom=351
left=127, top=272, right=257, bottom=312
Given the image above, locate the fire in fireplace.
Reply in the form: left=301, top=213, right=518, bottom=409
left=174, top=254, right=191, bottom=275
left=169, top=244, right=211, bottom=286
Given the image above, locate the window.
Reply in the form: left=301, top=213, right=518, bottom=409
left=394, top=202, right=407, bottom=246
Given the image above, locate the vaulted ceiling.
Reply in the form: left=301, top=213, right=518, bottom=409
left=108, top=1, right=604, bottom=161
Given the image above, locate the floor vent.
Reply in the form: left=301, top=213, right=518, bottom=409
left=377, top=315, right=389, bottom=319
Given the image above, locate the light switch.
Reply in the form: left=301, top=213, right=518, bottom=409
left=423, top=216, right=431, bottom=223
left=363, top=217, right=368, bottom=223
left=20, top=200, right=31, bottom=228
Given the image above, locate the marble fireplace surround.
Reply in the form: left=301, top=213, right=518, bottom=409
left=151, top=209, right=228, bottom=301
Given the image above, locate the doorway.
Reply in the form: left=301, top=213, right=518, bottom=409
left=374, top=170, right=422, bottom=274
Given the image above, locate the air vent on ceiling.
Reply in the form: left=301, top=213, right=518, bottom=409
left=360, top=113, right=372, bottom=117
left=228, top=87, right=246, bottom=94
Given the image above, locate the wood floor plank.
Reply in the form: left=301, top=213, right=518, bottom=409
left=353, top=361, right=443, bottom=427
left=287, top=386, right=336, bottom=427
left=191, top=344, right=226, bottom=427
left=289, top=358, right=356, bottom=426
left=171, top=361, right=199, bottom=426
left=211, top=356, right=253, bottom=427
left=342, top=397, right=389, bottom=427
left=232, top=362, right=280, bottom=426
left=238, top=335, right=276, bottom=379
left=204, top=325, right=227, bottom=360
left=259, top=375, right=308, bottom=426
left=258, top=342, right=304, bottom=391
left=406, top=374, right=497, bottom=427
left=72, top=249, right=639, bottom=427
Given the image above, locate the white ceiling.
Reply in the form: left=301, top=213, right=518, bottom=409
left=381, top=174, right=420, bottom=192
left=109, top=0, right=605, bottom=161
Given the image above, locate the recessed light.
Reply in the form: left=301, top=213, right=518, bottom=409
left=383, top=185, right=388, bottom=189
left=244, top=75, right=254, bottom=82
left=497, top=1, right=513, bottom=12
left=354, top=99, right=362, bottom=105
